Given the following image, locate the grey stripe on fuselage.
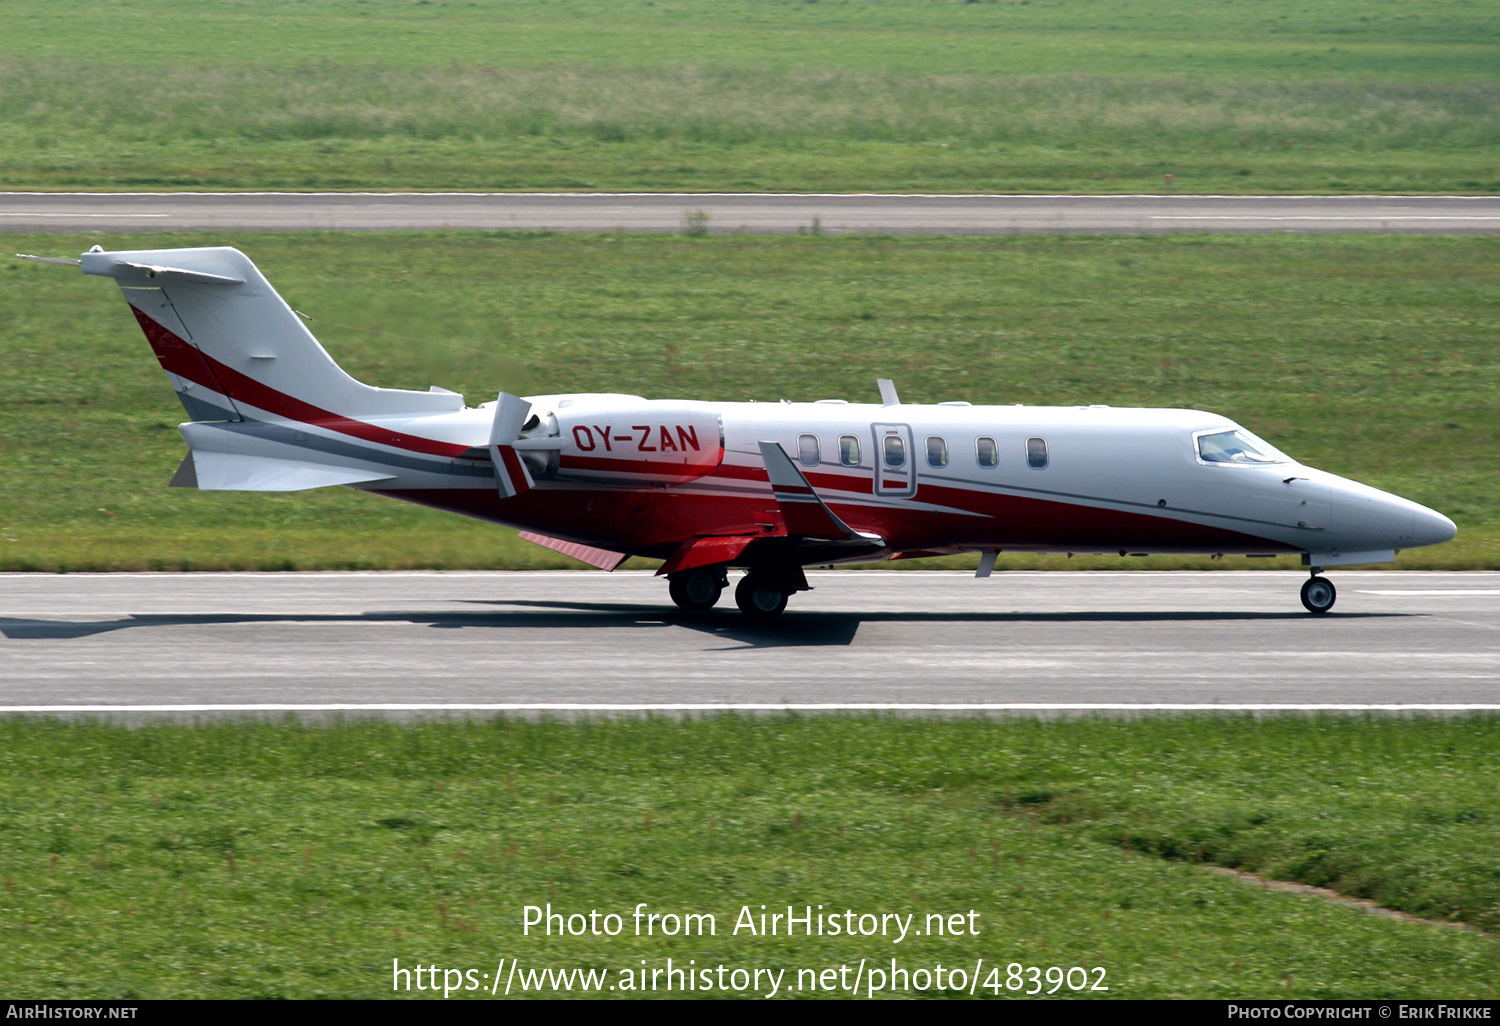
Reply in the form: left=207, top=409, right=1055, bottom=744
left=174, top=396, right=240, bottom=424
left=931, top=470, right=1299, bottom=536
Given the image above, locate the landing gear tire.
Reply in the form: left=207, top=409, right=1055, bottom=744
left=734, top=575, right=789, bottom=620
left=1300, top=575, right=1336, bottom=614
left=668, top=569, right=725, bottom=611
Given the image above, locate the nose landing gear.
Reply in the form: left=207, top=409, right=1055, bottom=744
left=1300, top=571, right=1336, bottom=614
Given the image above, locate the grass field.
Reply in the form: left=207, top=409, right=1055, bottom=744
left=5, top=3, right=1495, bottom=1006
left=1, top=0, right=1497, bottom=192
left=1, top=231, right=1495, bottom=572
left=1, top=715, right=1495, bottom=999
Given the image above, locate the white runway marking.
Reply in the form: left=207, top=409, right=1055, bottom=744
left=4, top=194, right=1497, bottom=234
left=4, top=704, right=1498, bottom=714
left=1356, top=590, right=1500, bottom=595
left=4, top=191, right=1498, bottom=200
left=1151, top=215, right=1500, bottom=222
left=0, top=212, right=170, bottom=217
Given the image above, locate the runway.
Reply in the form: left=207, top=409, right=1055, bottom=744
left=4, top=193, right=1499, bottom=235
left=2, top=571, right=1497, bottom=714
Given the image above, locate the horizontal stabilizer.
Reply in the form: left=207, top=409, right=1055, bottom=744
left=519, top=531, right=630, bottom=571
left=81, top=254, right=244, bottom=286
left=16, top=253, right=81, bottom=267
left=182, top=450, right=395, bottom=492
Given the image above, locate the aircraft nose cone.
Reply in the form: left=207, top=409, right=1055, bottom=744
left=1413, top=506, right=1457, bottom=548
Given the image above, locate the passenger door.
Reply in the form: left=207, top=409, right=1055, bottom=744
left=871, top=423, right=917, bottom=498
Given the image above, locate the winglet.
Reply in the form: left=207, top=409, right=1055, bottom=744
left=758, top=440, right=876, bottom=541
left=877, top=378, right=900, bottom=406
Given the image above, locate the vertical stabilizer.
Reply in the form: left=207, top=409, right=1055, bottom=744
left=81, top=247, right=464, bottom=423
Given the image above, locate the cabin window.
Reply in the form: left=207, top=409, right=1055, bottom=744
left=839, top=434, right=861, bottom=467
left=1196, top=429, right=1287, bottom=465
left=883, top=433, right=907, bottom=469
left=975, top=436, right=998, bottom=468
left=926, top=435, right=949, bottom=468
left=1026, top=436, right=1049, bottom=470
left=797, top=433, right=821, bottom=467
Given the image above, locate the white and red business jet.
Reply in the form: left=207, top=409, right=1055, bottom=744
left=32, top=246, right=1456, bottom=618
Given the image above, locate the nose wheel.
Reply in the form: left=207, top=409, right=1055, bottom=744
left=1300, top=574, right=1336, bottom=614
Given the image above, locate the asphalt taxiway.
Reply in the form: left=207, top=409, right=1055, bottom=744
left=1, top=571, right=1496, bottom=715
left=4, top=193, right=1498, bottom=235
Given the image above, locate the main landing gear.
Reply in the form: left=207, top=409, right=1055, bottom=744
left=665, top=566, right=801, bottom=620
left=1300, top=571, right=1337, bottom=614
left=667, top=567, right=729, bottom=611
left=734, top=574, right=790, bottom=620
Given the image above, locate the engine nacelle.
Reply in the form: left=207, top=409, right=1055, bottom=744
left=552, top=404, right=724, bottom=485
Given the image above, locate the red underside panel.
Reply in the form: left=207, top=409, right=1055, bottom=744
left=518, top=531, right=630, bottom=571
left=379, top=475, right=1289, bottom=559
left=656, top=535, right=758, bottom=576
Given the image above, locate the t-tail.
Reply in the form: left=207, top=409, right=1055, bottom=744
left=61, top=246, right=532, bottom=498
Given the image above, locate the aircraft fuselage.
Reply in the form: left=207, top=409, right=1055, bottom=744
left=337, top=392, right=1453, bottom=570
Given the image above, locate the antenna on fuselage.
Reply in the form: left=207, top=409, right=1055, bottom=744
left=877, top=378, right=900, bottom=406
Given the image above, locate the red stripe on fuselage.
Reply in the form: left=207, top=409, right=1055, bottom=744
left=559, top=451, right=724, bottom=480
left=128, top=308, right=468, bottom=458
left=131, top=306, right=238, bottom=412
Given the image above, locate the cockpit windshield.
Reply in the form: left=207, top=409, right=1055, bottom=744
left=1196, top=428, right=1290, bottom=465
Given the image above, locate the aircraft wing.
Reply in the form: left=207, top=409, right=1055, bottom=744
left=651, top=446, right=885, bottom=577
